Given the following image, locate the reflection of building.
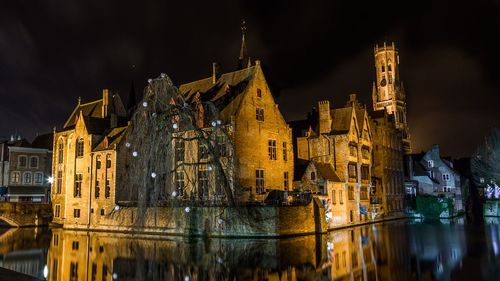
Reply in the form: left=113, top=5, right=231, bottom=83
left=0, top=249, right=47, bottom=279
left=0, top=134, right=52, bottom=203
left=295, top=95, right=373, bottom=226
left=47, top=229, right=325, bottom=281
left=370, top=110, right=405, bottom=216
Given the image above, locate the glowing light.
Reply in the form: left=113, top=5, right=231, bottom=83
left=43, top=265, right=48, bottom=279
left=114, top=205, right=120, bottom=211
left=47, top=176, right=54, bottom=184
left=211, top=121, right=217, bottom=127
left=160, top=73, right=166, bottom=78
left=185, top=207, right=190, bottom=213
left=216, top=119, right=222, bottom=125
left=173, top=123, right=179, bottom=129
left=172, top=191, right=177, bottom=197
left=208, top=165, right=213, bottom=171
left=152, top=112, right=157, bottom=117
left=142, top=101, right=148, bottom=108
left=148, top=79, right=152, bottom=83
left=112, top=273, right=118, bottom=280
left=132, top=151, right=138, bottom=157
left=125, top=142, right=131, bottom=148
left=184, top=276, right=190, bottom=281
left=151, top=172, right=157, bottom=178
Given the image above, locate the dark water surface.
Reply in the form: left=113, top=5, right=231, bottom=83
left=0, top=219, right=499, bottom=281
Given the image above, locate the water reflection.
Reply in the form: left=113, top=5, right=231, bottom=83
left=1, top=219, right=500, bottom=280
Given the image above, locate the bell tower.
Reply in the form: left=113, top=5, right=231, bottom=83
left=372, top=42, right=411, bottom=153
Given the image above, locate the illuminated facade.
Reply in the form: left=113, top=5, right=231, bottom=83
left=372, top=42, right=411, bottom=154
left=296, top=94, right=373, bottom=226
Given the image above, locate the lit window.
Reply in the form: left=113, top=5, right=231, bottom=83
left=76, top=138, right=84, bottom=158
left=74, top=174, right=82, bottom=198
left=256, top=108, right=264, bottom=121
left=11, top=172, right=20, bottom=184
left=18, top=156, right=27, bottom=167
left=256, top=169, right=264, bottom=194
left=268, top=140, right=276, bottom=160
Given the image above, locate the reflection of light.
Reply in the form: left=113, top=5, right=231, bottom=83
left=47, top=176, right=54, bottom=184
left=43, top=265, right=48, bottom=278
left=185, top=276, right=190, bottom=281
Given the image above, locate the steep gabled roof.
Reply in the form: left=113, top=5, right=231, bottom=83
left=330, top=107, right=354, bottom=135
left=179, top=66, right=256, bottom=120
left=63, top=94, right=126, bottom=129
left=94, top=126, right=128, bottom=151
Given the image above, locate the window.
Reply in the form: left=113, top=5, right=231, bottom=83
left=56, top=171, right=62, bottom=194
left=100, top=209, right=105, bottom=216
left=106, top=154, right=111, bottom=169
left=310, top=171, right=316, bottom=181
left=283, top=142, right=287, bottom=161
left=388, top=64, right=392, bottom=72
left=361, top=147, right=370, bottom=159
left=95, top=181, right=100, bottom=198
left=18, top=156, right=27, bottom=167
left=198, top=141, right=208, bottom=161
left=216, top=134, right=228, bottom=157
left=54, top=205, right=61, bottom=217
left=76, top=138, right=84, bottom=158
left=427, top=160, right=434, bottom=168
left=256, top=88, right=262, bottom=98
left=70, top=262, right=78, bottom=281
left=388, top=74, right=393, bottom=84
left=361, top=165, right=369, bottom=180
left=335, top=253, right=340, bottom=269
left=23, top=172, right=32, bottom=184
left=34, top=172, right=43, bottom=184
left=349, top=145, right=357, bottom=157
left=175, top=139, right=185, bottom=162
left=53, top=234, right=59, bottom=246
left=198, top=170, right=209, bottom=198
left=339, top=190, right=344, bottom=204
left=92, top=263, right=97, bottom=281
left=381, top=65, right=385, bottom=72
left=342, top=251, right=347, bottom=267
left=96, top=156, right=101, bottom=169
left=256, top=108, right=264, bottom=121
left=332, top=190, right=336, bottom=204
left=360, top=186, right=368, bottom=200
left=348, top=163, right=357, bottom=179
left=175, top=171, right=185, bottom=196
left=442, top=174, right=450, bottom=181
left=72, top=241, right=79, bottom=250
left=58, top=141, right=64, bottom=164
left=352, top=252, right=358, bottom=267
left=268, top=140, right=277, bottom=160
left=256, top=169, right=264, bottom=194
left=348, top=185, right=354, bottom=200
left=73, top=208, right=80, bottom=218
left=105, top=180, right=110, bottom=198
left=284, top=171, right=289, bottom=190
left=30, top=156, right=39, bottom=168
left=11, top=172, right=20, bottom=184
left=74, top=174, right=82, bottom=198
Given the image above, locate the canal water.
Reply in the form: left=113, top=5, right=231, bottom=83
left=0, top=219, right=499, bottom=281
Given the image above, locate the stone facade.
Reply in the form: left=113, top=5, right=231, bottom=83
left=370, top=111, right=405, bottom=215
left=295, top=95, right=373, bottom=227
left=372, top=42, right=411, bottom=154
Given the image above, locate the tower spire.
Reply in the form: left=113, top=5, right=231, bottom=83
left=238, top=20, right=250, bottom=69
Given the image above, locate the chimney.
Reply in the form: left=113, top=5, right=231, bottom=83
left=102, top=89, right=109, bottom=118
left=212, top=62, right=220, bottom=84
left=318, top=100, right=332, bottom=134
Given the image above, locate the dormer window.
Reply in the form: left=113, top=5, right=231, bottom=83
left=256, top=88, right=262, bottom=98
left=427, top=160, right=434, bottom=168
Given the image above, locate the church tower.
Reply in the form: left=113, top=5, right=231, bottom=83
left=372, top=42, right=411, bottom=154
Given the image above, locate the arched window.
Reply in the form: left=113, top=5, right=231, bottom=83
left=310, top=171, right=316, bottom=181
left=58, top=140, right=64, bottom=164
left=96, top=155, right=102, bottom=169
left=23, top=172, right=32, bottom=184
left=76, top=138, right=84, bottom=158
left=18, top=156, right=27, bottom=167
left=11, top=172, right=21, bottom=184
left=106, top=154, right=112, bottom=169
left=30, top=156, right=39, bottom=168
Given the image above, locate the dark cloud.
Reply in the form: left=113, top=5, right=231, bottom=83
left=0, top=0, right=499, bottom=157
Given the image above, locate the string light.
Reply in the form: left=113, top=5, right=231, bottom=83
left=142, top=101, right=148, bottom=108
left=132, top=151, right=138, bottom=157
left=151, top=172, right=157, bottom=178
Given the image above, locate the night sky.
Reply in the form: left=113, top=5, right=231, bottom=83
left=1, top=0, right=499, bottom=158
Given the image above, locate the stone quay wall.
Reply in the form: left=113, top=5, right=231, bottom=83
left=62, top=197, right=327, bottom=237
